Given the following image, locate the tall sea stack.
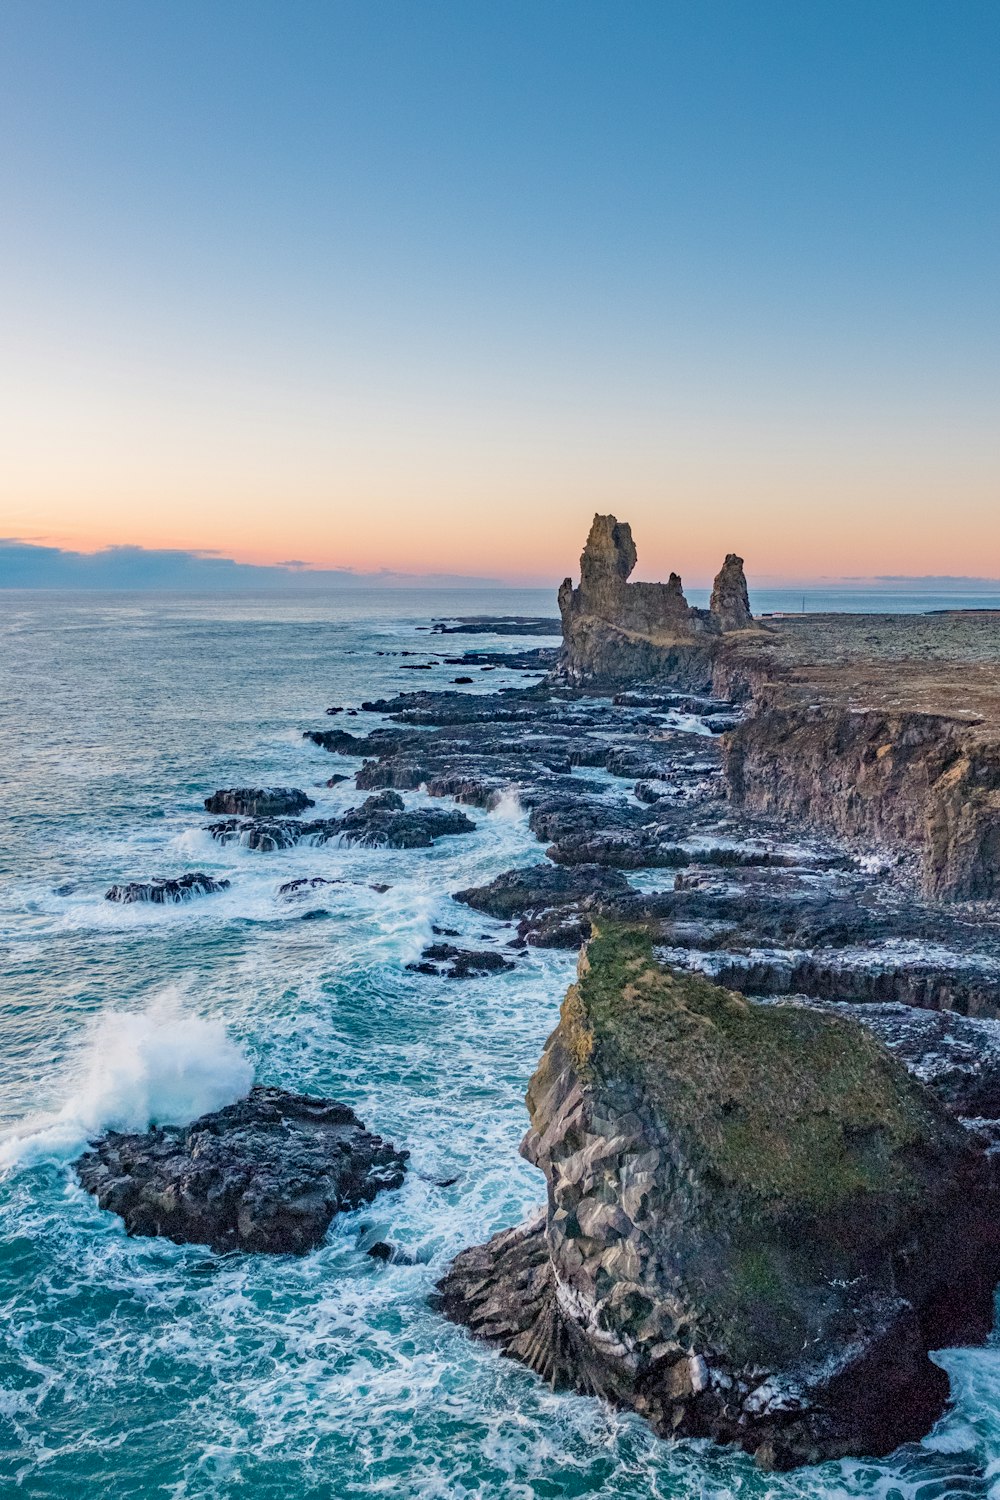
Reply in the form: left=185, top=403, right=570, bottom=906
left=557, top=514, right=752, bottom=686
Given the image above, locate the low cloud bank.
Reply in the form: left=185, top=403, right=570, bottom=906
left=0, top=542, right=499, bottom=590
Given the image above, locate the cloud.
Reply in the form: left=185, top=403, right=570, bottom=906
left=872, top=575, right=1000, bottom=587
left=0, top=542, right=500, bottom=590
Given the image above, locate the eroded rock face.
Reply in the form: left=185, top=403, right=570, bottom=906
left=437, top=925, right=1000, bottom=1469
left=724, top=694, right=1000, bottom=901
left=75, top=1085, right=408, bottom=1254
left=557, top=514, right=751, bottom=686
left=105, top=873, right=230, bottom=904
left=710, top=554, right=752, bottom=632
left=204, top=787, right=314, bottom=817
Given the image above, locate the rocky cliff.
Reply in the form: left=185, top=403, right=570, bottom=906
left=438, top=924, right=1000, bottom=1469
left=715, top=615, right=1000, bottom=902
left=557, top=514, right=753, bottom=686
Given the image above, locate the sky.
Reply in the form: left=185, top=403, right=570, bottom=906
left=0, top=0, right=997, bottom=587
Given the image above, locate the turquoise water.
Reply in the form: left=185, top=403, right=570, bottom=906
left=1, top=589, right=997, bottom=1499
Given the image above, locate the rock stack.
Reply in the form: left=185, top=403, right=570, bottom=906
left=438, top=924, right=1000, bottom=1469
left=557, top=514, right=752, bottom=685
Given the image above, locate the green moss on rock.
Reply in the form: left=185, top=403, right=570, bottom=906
left=577, top=923, right=959, bottom=1216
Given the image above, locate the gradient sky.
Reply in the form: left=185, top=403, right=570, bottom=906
left=1, top=1, right=997, bottom=585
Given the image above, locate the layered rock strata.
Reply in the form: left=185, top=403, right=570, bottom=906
left=437, top=926, right=1000, bottom=1469
left=716, top=614, right=1000, bottom=901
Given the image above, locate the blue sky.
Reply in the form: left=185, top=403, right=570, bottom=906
left=0, top=1, right=997, bottom=583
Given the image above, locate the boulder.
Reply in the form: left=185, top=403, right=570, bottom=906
left=406, top=943, right=517, bottom=979
left=75, top=1085, right=408, bottom=1254
left=437, top=924, right=1000, bottom=1469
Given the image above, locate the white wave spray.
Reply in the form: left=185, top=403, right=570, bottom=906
left=0, top=990, right=254, bottom=1168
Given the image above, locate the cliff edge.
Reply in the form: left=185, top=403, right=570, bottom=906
left=438, top=924, right=1000, bottom=1469
left=715, top=614, right=1000, bottom=901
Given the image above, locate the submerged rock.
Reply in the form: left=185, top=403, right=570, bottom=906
left=278, top=876, right=342, bottom=898
left=105, top=872, right=231, bottom=904
left=203, top=787, right=314, bottom=817
left=406, top=942, right=517, bottom=979
left=437, top=924, right=1000, bottom=1469
left=75, top=1085, right=408, bottom=1254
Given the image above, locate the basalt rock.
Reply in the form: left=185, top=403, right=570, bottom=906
left=278, top=876, right=342, bottom=898
left=437, top=925, right=1000, bottom=1469
left=724, top=693, right=1000, bottom=902
left=75, top=1085, right=408, bottom=1254
left=714, top=613, right=1000, bottom=902
left=105, top=872, right=231, bottom=904
left=207, top=792, right=476, bottom=851
left=203, top=787, right=314, bottom=817
left=557, top=514, right=752, bottom=687
left=709, top=554, right=752, bottom=632
left=431, top=615, right=563, bottom=636
left=406, top=942, right=517, bottom=979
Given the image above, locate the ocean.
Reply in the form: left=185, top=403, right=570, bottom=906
left=1, top=587, right=998, bottom=1499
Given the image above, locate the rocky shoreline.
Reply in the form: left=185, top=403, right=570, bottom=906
left=77, top=515, right=1000, bottom=1472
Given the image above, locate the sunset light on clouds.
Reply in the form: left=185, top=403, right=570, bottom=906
left=1, top=1, right=997, bottom=585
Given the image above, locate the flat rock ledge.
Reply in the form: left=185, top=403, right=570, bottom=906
left=75, top=1085, right=408, bottom=1254
left=204, top=787, right=314, bottom=817
left=436, top=925, right=1000, bottom=1470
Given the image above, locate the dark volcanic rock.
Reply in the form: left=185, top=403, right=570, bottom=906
left=431, top=616, right=562, bottom=636
left=278, top=876, right=341, bottom=898
left=407, top=942, right=517, bottom=979
left=444, top=647, right=559, bottom=671
left=105, top=872, right=231, bottom=904
left=75, top=1085, right=408, bottom=1254
left=207, top=792, right=476, bottom=851
left=454, top=863, right=632, bottom=946
left=454, top=863, right=630, bottom=921
left=437, top=926, right=1000, bottom=1469
left=204, top=787, right=314, bottom=817
left=709, top=553, right=753, bottom=632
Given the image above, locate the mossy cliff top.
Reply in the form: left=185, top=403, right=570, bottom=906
left=448, top=922, right=1000, bottom=1466
left=556, top=923, right=964, bottom=1217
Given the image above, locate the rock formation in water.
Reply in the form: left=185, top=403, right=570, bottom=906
left=75, top=1085, right=408, bottom=1254
left=206, top=789, right=476, bottom=851
left=204, top=787, right=314, bottom=817
left=437, top=924, right=1000, bottom=1470
left=557, top=515, right=752, bottom=685
left=105, top=872, right=231, bottom=904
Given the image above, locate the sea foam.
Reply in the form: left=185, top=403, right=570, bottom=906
left=0, top=993, right=254, bottom=1168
